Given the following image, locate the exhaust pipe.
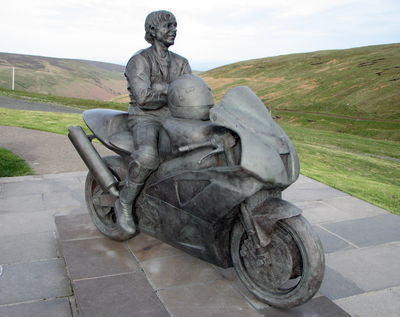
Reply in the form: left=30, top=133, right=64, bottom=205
left=68, top=126, right=119, bottom=197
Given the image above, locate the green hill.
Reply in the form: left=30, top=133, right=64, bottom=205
left=202, top=43, right=400, bottom=120
left=0, top=53, right=126, bottom=100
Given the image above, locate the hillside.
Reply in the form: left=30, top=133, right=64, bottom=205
left=201, top=44, right=400, bottom=120
left=0, top=53, right=127, bottom=100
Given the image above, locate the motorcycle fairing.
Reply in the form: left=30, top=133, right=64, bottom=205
left=135, top=166, right=264, bottom=267
left=210, top=86, right=300, bottom=187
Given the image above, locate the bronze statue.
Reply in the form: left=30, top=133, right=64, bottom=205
left=68, top=10, right=325, bottom=308
left=116, top=10, right=192, bottom=234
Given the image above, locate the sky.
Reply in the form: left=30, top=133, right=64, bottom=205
left=1, top=0, right=399, bottom=70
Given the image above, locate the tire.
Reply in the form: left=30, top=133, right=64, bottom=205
left=85, top=157, right=136, bottom=241
left=231, top=215, right=325, bottom=308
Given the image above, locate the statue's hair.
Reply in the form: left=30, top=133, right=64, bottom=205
left=145, top=10, right=176, bottom=44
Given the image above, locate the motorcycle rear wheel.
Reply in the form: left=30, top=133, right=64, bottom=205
left=85, top=170, right=136, bottom=241
left=231, top=215, right=325, bottom=308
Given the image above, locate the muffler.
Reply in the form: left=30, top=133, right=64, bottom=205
left=68, top=126, right=119, bottom=197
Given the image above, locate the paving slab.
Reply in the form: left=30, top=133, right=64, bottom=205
left=261, top=296, right=351, bottom=317
left=73, top=273, right=169, bottom=317
left=157, top=279, right=262, bottom=317
left=55, top=213, right=104, bottom=241
left=0, top=178, right=81, bottom=197
left=283, top=181, right=347, bottom=203
left=321, top=195, right=388, bottom=217
left=0, top=231, right=57, bottom=265
left=313, top=226, right=355, bottom=254
left=322, top=214, right=400, bottom=247
left=0, top=210, right=56, bottom=236
left=59, top=237, right=139, bottom=280
left=0, top=193, right=46, bottom=213
left=334, top=286, right=400, bottom=317
left=326, top=242, right=400, bottom=291
left=43, top=190, right=85, bottom=210
left=140, top=252, right=222, bottom=290
left=0, top=259, right=72, bottom=305
left=318, top=266, right=364, bottom=300
left=0, top=298, right=72, bottom=317
left=126, top=232, right=183, bottom=262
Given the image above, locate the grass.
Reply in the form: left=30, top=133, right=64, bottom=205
left=0, top=107, right=88, bottom=135
left=0, top=53, right=126, bottom=100
left=0, top=147, right=33, bottom=177
left=280, top=124, right=400, bottom=214
left=202, top=43, right=400, bottom=120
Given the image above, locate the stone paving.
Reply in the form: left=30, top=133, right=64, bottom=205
left=0, top=172, right=399, bottom=317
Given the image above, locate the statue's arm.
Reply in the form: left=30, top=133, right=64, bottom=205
left=125, top=55, right=167, bottom=110
left=181, top=59, right=192, bottom=75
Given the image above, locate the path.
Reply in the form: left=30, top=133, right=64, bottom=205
left=0, top=95, right=82, bottom=113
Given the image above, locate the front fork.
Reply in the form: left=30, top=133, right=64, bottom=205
left=239, top=189, right=302, bottom=267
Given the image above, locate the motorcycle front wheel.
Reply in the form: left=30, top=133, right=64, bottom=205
left=231, top=215, right=325, bottom=308
left=85, top=169, right=136, bottom=241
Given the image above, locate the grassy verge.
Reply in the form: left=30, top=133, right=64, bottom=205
left=274, top=110, right=400, bottom=142
left=0, top=107, right=89, bottom=135
left=0, top=147, right=33, bottom=177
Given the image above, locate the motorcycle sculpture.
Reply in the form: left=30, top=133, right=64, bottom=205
left=68, top=81, right=325, bottom=308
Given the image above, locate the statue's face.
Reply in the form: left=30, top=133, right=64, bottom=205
left=154, top=18, right=177, bottom=47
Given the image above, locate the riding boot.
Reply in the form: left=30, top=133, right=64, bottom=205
left=114, top=182, right=143, bottom=234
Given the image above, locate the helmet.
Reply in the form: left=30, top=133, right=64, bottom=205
left=168, top=74, right=214, bottom=120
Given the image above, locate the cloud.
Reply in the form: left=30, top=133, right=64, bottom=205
left=1, top=0, right=399, bottom=70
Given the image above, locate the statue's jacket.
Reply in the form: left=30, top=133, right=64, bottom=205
left=125, top=46, right=191, bottom=122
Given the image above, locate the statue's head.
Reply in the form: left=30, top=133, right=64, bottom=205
left=145, top=10, right=177, bottom=46
left=168, top=74, right=214, bottom=121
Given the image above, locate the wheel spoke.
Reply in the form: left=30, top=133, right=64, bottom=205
left=93, top=194, right=117, bottom=208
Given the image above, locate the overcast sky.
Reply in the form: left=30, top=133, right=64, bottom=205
left=1, top=0, right=399, bottom=70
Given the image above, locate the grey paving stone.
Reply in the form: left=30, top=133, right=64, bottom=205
left=213, top=266, right=269, bottom=311
left=261, top=296, right=351, bottom=317
left=126, top=233, right=184, bottom=262
left=0, top=194, right=45, bottom=213
left=0, top=179, right=79, bottom=198
left=59, top=237, right=139, bottom=280
left=55, top=214, right=103, bottom=241
left=0, top=259, right=72, bottom=305
left=0, top=231, right=57, bottom=265
left=319, top=266, right=364, bottom=300
left=41, top=171, right=87, bottom=180
left=282, top=185, right=347, bottom=204
left=43, top=191, right=84, bottom=210
left=157, top=279, right=262, bottom=316
left=322, top=196, right=387, bottom=217
left=141, top=252, right=221, bottom=290
left=313, top=226, right=355, bottom=254
left=322, top=214, right=400, bottom=247
left=0, top=298, right=72, bottom=317
left=0, top=211, right=56, bottom=236
left=326, top=242, right=400, bottom=291
left=53, top=206, right=89, bottom=217
left=73, top=272, right=169, bottom=317
left=298, top=199, right=382, bottom=225
left=334, top=286, right=400, bottom=317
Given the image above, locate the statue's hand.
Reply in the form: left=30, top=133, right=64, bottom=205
left=152, top=83, right=168, bottom=94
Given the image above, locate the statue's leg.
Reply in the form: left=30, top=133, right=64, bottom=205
left=114, top=120, right=160, bottom=234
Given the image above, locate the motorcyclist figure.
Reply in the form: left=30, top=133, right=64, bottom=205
left=114, top=10, right=192, bottom=234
